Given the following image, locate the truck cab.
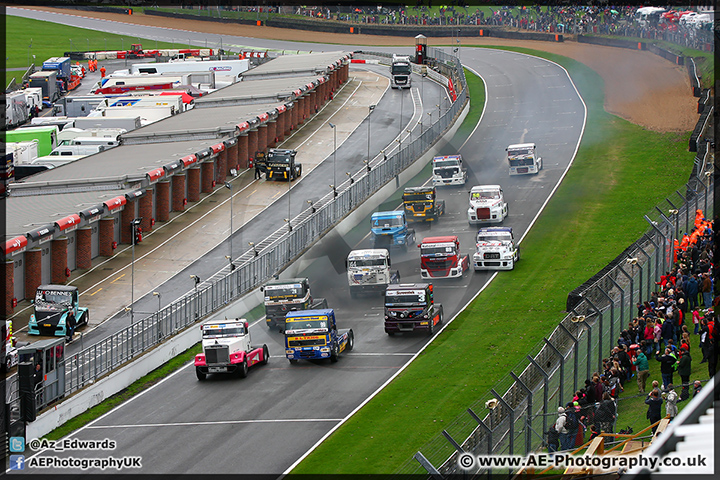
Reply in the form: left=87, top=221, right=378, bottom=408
left=419, top=236, right=470, bottom=279
left=403, top=186, right=445, bottom=222
left=390, top=54, right=412, bottom=89
left=28, top=285, right=89, bottom=337
left=473, top=227, right=519, bottom=271
left=346, top=249, right=400, bottom=298
left=261, top=277, right=326, bottom=332
left=371, top=211, right=416, bottom=250
left=284, top=309, right=354, bottom=363
left=384, top=283, right=443, bottom=336
left=507, top=143, right=542, bottom=175
left=265, top=148, right=302, bottom=181
left=194, top=319, right=268, bottom=380
left=467, top=185, right=508, bottom=225
left=432, top=155, right=467, bottom=186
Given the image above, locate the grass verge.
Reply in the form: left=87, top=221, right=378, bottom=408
left=291, top=46, right=695, bottom=474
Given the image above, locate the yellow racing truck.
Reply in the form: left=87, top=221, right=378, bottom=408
left=402, top=186, right=445, bottom=223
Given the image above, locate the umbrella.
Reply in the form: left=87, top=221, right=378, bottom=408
left=611, top=9, right=618, bottom=14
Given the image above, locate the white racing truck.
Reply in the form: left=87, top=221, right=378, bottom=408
left=473, top=227, right=520, bottom=270
left=507, top=143, right=542, bottom=175
left=346, top=249, right=400, bottom=298
left=467, top=185, right=508, bottom=225
left=432, top=155, right=467, bottom=186
left=390, top=54, right=412, bottom=89
left=194, top=319, right=269, bottom=380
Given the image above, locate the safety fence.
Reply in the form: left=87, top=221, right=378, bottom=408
left=57, top=47, right=467, bottom=395
left=394, top=151, right=714, bottom=476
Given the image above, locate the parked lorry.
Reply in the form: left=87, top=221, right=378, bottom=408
left=48, top=144, right=106, bottom=157
left=432, top=154, right=467, bottom=186
left=419, top=235, right=470, bottom=279
left=265, top=148, right=302, bottom=181
left=261, top=277, right=327, bottom=332
left=284, top=309, right=354, bottom=363
left=5, top=91, right=30, bottom=128
left=28, top=285, right=89, bottom=337
left=194, top=318, right=269, bottom=380
left=73, top=116, right=142, bottom=131
left=28, top=70, right=60, bottom=102
left=53, top=95, right=110, bottom=117
left=390, top=54, right=412, bottom=89
left=384, top=283, right=443, bottom=336
left=467, top=185, right=508, bottom=225
left=6, top=141, right=39, bottom=165
left=5, top=125, right=59, bottom=156
left=346, top=249, right=400, bottom=298
left=91, top=76, right=183, bottom=95
left=507, top=143, right=542, bottom=175
left=473, top=227, right=520, bottom=271
left=58, top=127, right=126, bottom=144
left=130, top=58, right=249, bottom=78
left=42, top=57, right=71, bottom=81
left=87, top=105, right=175, bottom=126
left=23, top=87, right=43, bottom=113
left=371, top=211, right=416, bottom=250
left=403, top=186, right=445, bottom=222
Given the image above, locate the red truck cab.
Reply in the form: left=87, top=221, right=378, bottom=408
left=419, top=235, right=469, bottom=279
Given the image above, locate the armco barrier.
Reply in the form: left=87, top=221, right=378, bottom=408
left=577, top=34, right=646, bottom=50
left=647, top=44, right=684, bottom=65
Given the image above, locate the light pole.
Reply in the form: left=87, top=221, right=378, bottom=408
left=329, top=122, right=337, bottom=188
left=224, top=182, right=234, bottom=269
left=190, top=275, right=200, bottom=294
left=153, top=291, right=161, bottom=311
left=130, top=218, right=143, bottom=324
left=248, top=241, right=258, bottom=258
left=367, top=105, right=376, bottom=165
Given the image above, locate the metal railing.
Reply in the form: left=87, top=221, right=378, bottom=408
left=61, top=47, right=468, bottom=395
left=395, top=151, right=714, bottom=476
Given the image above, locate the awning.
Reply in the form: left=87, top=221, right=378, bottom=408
left=211, top=143, right=225, bottom=154
left=2, top=235, right=28, bottom=256
left=104, top=195, right=127, bottom=212
left=146, top=168, right=165, bottom=183
left=235, top=121, right=250, bottom=134
left=277, top=105, right=287, bottom=114
left=125, top=189, right=144, bottom=201
left=55, top=214, right=81, bottom=232
left=180, top=154, right=197, bottom=167
left=224, top=137, right=237, bottom=148
left=164, top=161, right=183, bottom=174
left=196, top=148, right=213, bottom=160
left=80, top=205, right=104, bottom=223
left=27, top=225, right=55, bottom=243
left=257, top=112, right=269, bottom=123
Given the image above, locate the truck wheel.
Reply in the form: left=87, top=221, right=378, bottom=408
left=386, top=331, right=395, bottom=336
left=330, top=345, right=339, bottom=363
left=196, top=368, right=206, bottom=381
left=297, top=165, right=302, bottom=177
left=289, top=359, right=299, bottom=365
left=428, top=319, right=435, bottom=336
left=5, top=356, right=12, bottom=371
left=80, top=310, right=88, bottom=327
left=347, top=330, right=355, bottom=351
left=261, top=345, right=269, bottom=365
left=238, top=359, right=248, bottom=378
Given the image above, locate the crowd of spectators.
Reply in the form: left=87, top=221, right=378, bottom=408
left=547, top=211, right=715, bottom=453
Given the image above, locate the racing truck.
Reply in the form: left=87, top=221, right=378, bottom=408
left=507, top=143, right=542, bottom=175
left=261, top=277, right=327, bottom=332
left=194, top=318, right=269, bottom=380
left=371, top=211, right=416, bottom=250
left=467, top=185, right=508, bottom=225
left=346, top=249, right=400, bottom=298
left=384, top=283, right=443, bottom=336
left=284, top=309, right=354, bottom=363
left=390, top=54, right=412, bottom=89
left=473, top=227, right=520, bottom=271
left=432, top=155, right=467, bottom=186
left=28, top=285, right=89, bottom=337
left=403, top=186, right=445, bottom=222
left=419, top=236, right=470, bottom=279
left=265, top=148, right=302, bottom=181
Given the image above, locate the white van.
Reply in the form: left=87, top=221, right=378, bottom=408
left=31, top=155, right=86, bottom=168
left=49, top=144, right=104, bottom=156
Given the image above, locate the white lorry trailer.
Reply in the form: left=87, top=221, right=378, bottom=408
left=346, top=249, right=400, bottom=298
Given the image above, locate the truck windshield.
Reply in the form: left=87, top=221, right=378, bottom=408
left=203, top=326, right=245, bottom=337
left=36, top=290, right=72, bottom=307
left=264, top=284, right=304, bottom=298
left=509, top=157, right=535, bottom=167
left=286, top=316, right=328, bottom=330
left=403, top=192, right=434, bottom=202
left=267, top=152, right=292, bottom=163
left=477, top=233, right=512, bottom=243
left=434, top=160, right=459, bottom=168
left=508, top=148, right=533, bottom=156
left=471, top=191, right=500, bottom=200
left=349, top=258, right=387, bottom=267
left=386, top=291, right=426, bottom=305
left=391, top=63, right=411, bottom=75
left=372, top=217, right=403, bottom=228
left=421, top=245, right=455, bottom=256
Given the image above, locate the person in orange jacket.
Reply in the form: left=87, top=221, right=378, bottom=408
left=100, top=66, right=106, bottom=78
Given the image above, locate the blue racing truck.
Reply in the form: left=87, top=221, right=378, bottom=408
left=371, top=211, right=416, bottom=251
left=28, top=285, right=89, bottom=338
left=284, top=309, right=354, bottom=363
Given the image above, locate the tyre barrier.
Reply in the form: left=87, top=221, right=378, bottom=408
left=687, top=57, right=702, bottom=97
left=577, top=34, right=646, bottom=50
left=689, top=104, right=713, bottom=153
left=697, top=89, right=711, bottom=114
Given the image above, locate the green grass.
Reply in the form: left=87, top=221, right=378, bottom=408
left=292, top=46, right=695, bottom=474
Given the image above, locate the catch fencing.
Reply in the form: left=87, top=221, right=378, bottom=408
left=395, top=145, right=714, bottom=476
left=52, top=47, right=468, bottom=396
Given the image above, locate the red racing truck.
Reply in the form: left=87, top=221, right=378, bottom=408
left=419, top=236, right=470, bottom=279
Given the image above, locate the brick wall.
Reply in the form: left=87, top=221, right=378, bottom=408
left=24, top=249, right=41, bottom=300
left=227, top=142, right=239, bottom=174
left=257, top=124, right=267, bottom=156
left=172, top=173, right=186, bottom=212
left=201, top=162, right=214, bottom=193
left=188, top=167, right=201, bottom=202
left=156, top=180, right=171, bottom=222
left=51, top=237, right=68, bottom=284
left=139, top=190, right=153, bottom=232
left=248, top=129, right=258, bottom=162
left=5, top=261, right=14, bottom=316
left=238, top=134, right=249, bottom=169
left=99, top=217, right=115, bottom=257
left=217, top=149, right=227, bottom=184
left=76, top=227, right=92, bottom=269
left=121, top=201, right=134, bottom=244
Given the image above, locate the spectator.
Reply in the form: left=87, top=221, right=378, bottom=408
left=555, top=407, right=570, bottom=451
left=632, top=343, right=650, bottom=393
left=700, top=273, right=712, bottom=307
left=100, top=66, right=106, bottom=78
left=693, top=380, right=703, bottom=398
left=708, top=314, right=718, bottom=378
left=596, top=392, right=616, bottom=437
left=660, top=316, right=675, bottom=349
left=656, top=347, right=676, bottom=390
left=664, top=384, right=678, bottom=419
left=699, top=317, right=710, bottom=363
left=645, top=389, right=663, bottom=434
left=616, top=344, right=633, bottom=381
left=677, top=347, right=692, bottom=401
left=692, top=309, right=702, bottom=335
left=66, top=310, right=76, bottom=343
left=686, top=274, right=699, bottom=309
left=546, top=424, right=559, bottom=454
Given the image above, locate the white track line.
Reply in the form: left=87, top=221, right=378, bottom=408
left=87, top=418, right=343, bottom=429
